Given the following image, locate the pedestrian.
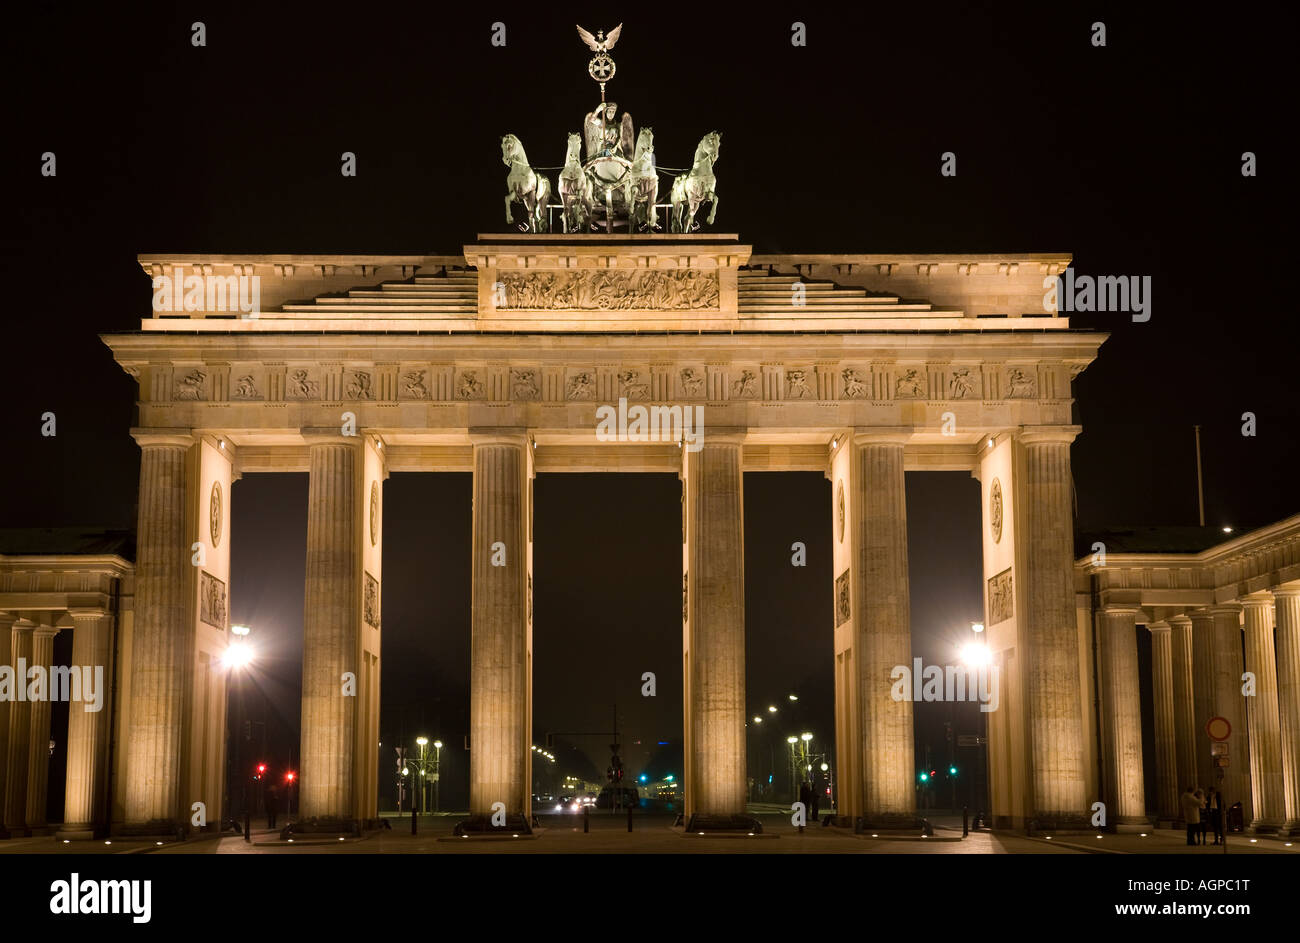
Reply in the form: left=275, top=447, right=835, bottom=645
left=1179, top=786, right=1200, bottom=846
left=810, top=778, right=822, bottom=822
left=798, top=780, right=813, bottom=828
left=1209, top=788, right=1224, bottom=845
left=265, top=784, right=279, bottom=830
left=1194, top=788, right=1207, bottom=845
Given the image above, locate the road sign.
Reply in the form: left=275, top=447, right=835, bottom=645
left=1211, top=741, right=1228, bottom=756
left=1206, top=716, right=1231, bottom=741
left=1215, top=756, right=1230, bottom=768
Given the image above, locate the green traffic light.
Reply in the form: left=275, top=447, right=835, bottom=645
left=919, top=772, right=929, bottom=782
left=949, top=766, right=957, bottom=775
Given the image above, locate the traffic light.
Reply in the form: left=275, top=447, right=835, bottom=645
left=919, top=771, right=929, bottom=782
left=254, top=763, right=266, bottom=781
left=949, top=765, right=958, bottom=776
left=285, top=771, right=296, bottom=784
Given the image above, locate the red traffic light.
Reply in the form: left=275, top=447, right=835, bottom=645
left=285, top=771, right=296, bottom=782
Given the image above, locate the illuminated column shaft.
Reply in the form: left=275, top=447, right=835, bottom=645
left=1243, top=596, right=1284, bottom=831
left=124, top=440, right=190, bottom=828
left=683, top=437, right=747, bottom=817
left=469, top=435, right=531, bottom=818
left=60, top=610, right=114, bottom=839
left=0, top=615, right=12, bottom=825
left=24, top=627, right=59, bottom=830
left=1190, top=610, right=1218, bottom=792
left=3, top=621, right=35, bottom=833
left=300, top=439, right=361, bottom=820
left=1210, top=606, right=1252, bottom=823
left=1099, top=609, right=1146, bottom=823
left=1273, top=587, right=1300, bottom=834
left=1169, top=615, right=1199, bottom=815
left=1148, top=622, right=1178, bottom=821
left=1020, top=431, right=1087, bottom=822
left=853, top=435, right=914, bottom=821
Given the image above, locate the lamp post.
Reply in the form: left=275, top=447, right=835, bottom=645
left=416, top=737, right=428, bottom=813
left=960, top=626, right=992, bottom=823
left=223, top=625, right=254, bottom=835
left=433, top=740, right=443, bottom=813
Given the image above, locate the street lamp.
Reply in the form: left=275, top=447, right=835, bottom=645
left=768, top=705, right=777, bottom=714
left=433, top=740, right=443, bottom=813
left=416, top=737, right=429, bottom=813
left=223, top=625, right=257, bottom=836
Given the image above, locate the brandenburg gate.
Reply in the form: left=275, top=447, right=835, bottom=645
left=101, top=235, right=1106, bottom=833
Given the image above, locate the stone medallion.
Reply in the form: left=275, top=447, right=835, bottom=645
left=209, top=481, right=222, bottom=548
left=990, top=478, right=1003, bottom=544
left=369, top=481, right=379, bottom=546
left=837, top=481, right=845, bottom=543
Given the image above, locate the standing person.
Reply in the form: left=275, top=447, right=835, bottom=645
left=265, top=784, right=279, bottom=830
left=1180, top=787, right=1201, bottom=846
left=798, top=780, right=813, bottom=828
left=810, top=777, right=822, bottom=822
left=1195, top=788, right=1208, bottom=845
left=1209, top=788, right=1224, bottom=845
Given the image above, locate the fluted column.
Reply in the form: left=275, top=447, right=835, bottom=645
left=24, top=627, right=59, bottom=831
left=59, top=610, right=114, bottom=839
left=0, top=614, right=13, bottom=823
left=469, top=435, right=531, bottom=818
left=3, top=620, right=35, bottom=835
left=1148, top=622, right=1178, bottom=822
left=1019, top=430, right=1087, bottom=824
left=851, top=434, right=914, bottom=822
left=1209, top=605, right=1252, bottom=823
left=1190, top=610, right=1217, bottom=792
left=1098, top=608, right=1146, bottom=824
left=300, top=438, right=362, bottom=821
left=1274, top=586, right=1300, bottom=835
left=1242, top=595, right=1284, bottom=831
left=124, top=437, right=191, bottom=829
left=683, top=436, right=747, bottom=818
left=1169, top=615, right=1199, bottom=815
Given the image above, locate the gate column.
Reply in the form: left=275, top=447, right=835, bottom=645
left=682, top=433, right=748, bottom=826
left=467, top=432, right=533, bottom=826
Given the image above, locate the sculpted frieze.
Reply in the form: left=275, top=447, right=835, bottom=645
left=497, top=269, right=720, bottom=310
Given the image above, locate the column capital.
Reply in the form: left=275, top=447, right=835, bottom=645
left=1102, top=605, right=1141, bottom=617
left=1209, top=603, right=1243, bottom=619
left=130, top=428, right=195, bottom=449
left=852, top=429, right=911, bottom=447
left=31, top=626, right=60, bottom=640
left=10, top=618, right=36, bottom=631
left=468, top=429, right=530, bottom=448
left=1016, top=425, right=1081, bottom=447
left=67, top=608, right=107, bottom=622
left=1188, top=608, right=1216, bottom=623
left=0, top=612, right=16, bottom=629
left=697, top=430, right=747, bottom=446
left=1147, top=620, right=1171, bottom=632
left=1168, top=614, right=1193, bottom=628
left=301, top=429, right=366, bottom=446
left=1272, top=581, right=1300, bottom=599
left=1241, top=592, right=1275, bottom=611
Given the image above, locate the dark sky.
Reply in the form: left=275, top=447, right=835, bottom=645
left=3, top=3, right=1292, bottom=809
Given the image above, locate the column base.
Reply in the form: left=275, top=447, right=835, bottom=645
left=1279, top=820, right=1300, bottom=837
left=1114, top=821, right=1151, bottom=834
left=454, top=813, right=533, bottom=837
left=0, top=826, right=31, bottom=840
left=55, top=825, right=98, bottom=841
left=283, top=816, right=362, bottom=837
left=683, top=813, right=763, bottom=834
left=112, top=820, right=188, bottom=841
left=1247, top=820, right=1283, bottom=835
left=1026, top=814, right=1092, bottom=835
left=832, top=814, right=933, bottom=836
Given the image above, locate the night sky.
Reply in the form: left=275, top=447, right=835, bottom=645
left=3, top=4, right=1291, bottom=811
